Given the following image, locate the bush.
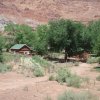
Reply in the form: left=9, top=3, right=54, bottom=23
left=32, top=56, right=51, bottom=68
left=94, top=67, right=100, bottom=72
left=56, top=68, right=71, bottom=83
left=66, top=75, right=82, bottom=88
left=44, top=96, right=52, bottom=100
left=56, top=68, right=82, bottom=88
left=34, top=67, right=44, bottom=77
left=49, top=75, right=55, bottom=81
left=74, top=62, right=79, bottom=66
left=87, top=57, right=100, bottom=64
left=96, top=75, right=100, bottom=81
left=58, top=91, right=98, bottom=100
left=3, top=52, right=23, bottom=62
left=0, top=63, right=12, bottom=73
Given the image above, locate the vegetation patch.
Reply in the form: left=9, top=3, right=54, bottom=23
left=87, top=57, right=100, bottom=64
left=66, top=74, right=82, bottom=88
left=96, top=75, right=100, bottom=81
left=34, top=67, right=44, bottom=77
left=49, top=74, right=56, bottom=81
left=32, top=55, right=52, bottom=68
left=94, top=67, right=100, bottom=72
left=74, top=61, right=79, bottom=66
left=50, top=68, right=83, bottom=88
left=3, top=52, right=23, bottom=63
left=58, top=91, right=99, bottom=100
left=0, top=63, right=12, bottom=73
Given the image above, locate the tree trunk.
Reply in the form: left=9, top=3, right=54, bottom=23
left=64, top=48, right=68, bottom=62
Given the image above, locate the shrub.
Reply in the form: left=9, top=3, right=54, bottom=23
left=96, top=75, right=100, bottom=81
left=87, top=57, right=100, bottom=64
left=44, top=95, right=52, bottom=100
left=94, top=67, right=100, bottom=72
left=98, top=57, right=100, bottom=64
left=32, top=56, right=51, bottom=68
left=49, top=75, right=55, bottom=81
left=34, top=67, right=44, bottom=77
left=74, top=62, right=79, bottom=66
left=0, top=63, right=12, bottom=73
left=66, top=75, right=82, bottom=88
left=3, top=52, right=23, bottom=62
left=56, top=68, right=82, bottom=88
left=58, top=91, right=98, bottom=100
left=56, top=68, right=71, bottom=83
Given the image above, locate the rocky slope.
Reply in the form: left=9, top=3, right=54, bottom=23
left=0, top=0, right=100, bottom=29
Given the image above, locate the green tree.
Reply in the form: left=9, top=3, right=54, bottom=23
left=48, top=19, right=84, bottom=61
left=86, top=20, right=100, bottom=55
left=5, top=24, right=36, bottom=50
left=0, top=36, right=5, bottom=62
left=33, top=25, right=49, bottom=55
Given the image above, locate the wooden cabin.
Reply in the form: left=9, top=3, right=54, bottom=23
left=10, top=44, right=32, bottom=55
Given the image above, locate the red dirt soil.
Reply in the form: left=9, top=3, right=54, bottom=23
left=1, top=0, right=100, bottom=25
left=0, top=63, right=100, bottom=100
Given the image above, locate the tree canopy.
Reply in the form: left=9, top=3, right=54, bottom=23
left=4, top=19, right=100, bottom=58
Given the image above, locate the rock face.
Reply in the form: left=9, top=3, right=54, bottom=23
left=0, top=0, right=100, bottom=27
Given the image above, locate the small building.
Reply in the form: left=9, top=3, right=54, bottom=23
left=10, top=44, right=32, bottom=55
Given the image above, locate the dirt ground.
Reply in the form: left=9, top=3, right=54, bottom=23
left=0, top=63, right=100, bottom=100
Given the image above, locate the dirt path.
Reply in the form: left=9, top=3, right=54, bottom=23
left=0, top=72, right=48, bottom=91
left=0, top=72, right=68, bottom=100
left=71, top=63, right=99, bottom=79
left=0, top=63, right=100, bottom=100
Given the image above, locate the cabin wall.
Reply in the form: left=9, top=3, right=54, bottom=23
left=10, top=45, right=32, bottom=55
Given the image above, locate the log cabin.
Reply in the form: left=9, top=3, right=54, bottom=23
left=10, top=44, right=32, bottom=55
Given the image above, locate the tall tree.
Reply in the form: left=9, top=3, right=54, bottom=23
left=33, top=25, right=49, bottom=55
left=0, top=36, right=5, bottom=62
left=48, top=19, right=85, bottom=61
left=5, top=24, right=36, bottom=50
left=86, top=20, right=100, bottom=55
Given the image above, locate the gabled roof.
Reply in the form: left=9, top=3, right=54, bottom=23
left=10, top=44, right=28, bottom=50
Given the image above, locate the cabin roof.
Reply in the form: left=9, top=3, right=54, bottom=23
left=10, top=44, right=28, bottom=50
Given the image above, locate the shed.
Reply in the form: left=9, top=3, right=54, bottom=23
left=10, top=44, right=32, bottom=55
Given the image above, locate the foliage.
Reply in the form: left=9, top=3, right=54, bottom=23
left=66, top=74, right=82, bottom=88
left=56, top=68, right=71, bottom=83
left=0, top=36, right=5, bottom=62
left=4, top=19, right=100, bottom=58
left=32, top=55, right=51, bottom=68
left=33, top=25, right=49, bottom=55
left=94, top=67, right=100, bottom=72
left=0, top=63, right=12, bottom=73
left=5, top=23, right=36, bottom=50
left=49, top=75, right=55, bottom=81
left=48, top=19, right=85, bottom=61
left=34, top=67, right=44, bottom=77
left=87, top=57, right=100, bottom=64
left=44, top=96, right=52, bottom=100
left=74, top=62, right=79, bottom=66
left=86, top=20, right=100, bottom=55
left=3, top=52, right=23, bottom=62
left=96, top=75, right=100, bottom=81
left=55, top=68, right=82, bottom=88
left=58, top=91, right=98, bottom=100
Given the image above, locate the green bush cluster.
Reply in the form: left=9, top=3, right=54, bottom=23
left=58, top=91, right=98, bottom=100
left=66, top=75, right=82, bottom=88
left=0, top=63, right=12, bottom=73
left=94, top=67, right=100, bottom=72
left=74, top=62, right=79, bottom=66
left=52, top=68, right=82, bottom=88
left=87, top=57, right=100, bottom=64
left=34, top=67, right=44, bottom=77
left=96, top=75, right=100, bottom=81
left=32, top=56, right=51, bottom=68
left=49, top=75, right=55, bottom=81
